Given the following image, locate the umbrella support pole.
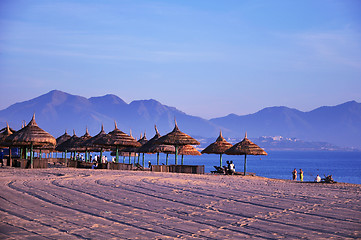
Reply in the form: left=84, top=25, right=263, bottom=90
left=137, top=154, right=140, bottom=164
left=220, top=154, right=223, bottom=167
left=128, top=154, right=131, bottom=164
left=100, top=149, right=103, bottom=163
left=244, top=155, right=247, bottom=176
left=181, top=155, right=184, bottom=165
left=166, top=153, right=169, bottom=165
left=85, top=150, right=88, bottom=162
left=25, top=147, right=28, bottom=160
left=30, top=143, right=33, bottom=169
left=115, top=147, right=119, bottom=163
left=142, top=153, right=145, bottom=167
left=39, top=149, right=42, bottom=160
left=9, top=147, right=12, bottom=167
left=157, top=153, right=159, bottom=165
left=175, top=145, right=178, bottom=165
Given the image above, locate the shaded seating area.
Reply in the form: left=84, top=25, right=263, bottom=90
left=211, top=166, right=225, bottom=174
left=134, top=163, right=144, bottom=171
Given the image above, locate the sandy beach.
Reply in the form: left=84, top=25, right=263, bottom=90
left=0, top=167, right=360, bottom=239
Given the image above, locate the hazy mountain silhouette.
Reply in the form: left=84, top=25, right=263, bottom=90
left=210, top=101, right=361, bottom=148
left=0, top=90, right=360, bottom=148
left=0, top=90, right=220, bottom=140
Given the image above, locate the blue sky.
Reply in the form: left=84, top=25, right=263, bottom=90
left=1, top=0, right=360, bottom=119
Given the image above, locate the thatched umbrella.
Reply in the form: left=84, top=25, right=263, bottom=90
left=0, top=123, right=14, bottom=165
left=178, top=145, right=201, bottom=165
left=55, top=130, right=71, bottom=158
left=94, top=121, right=140, bottom=163
left=137, top=132, right=148, bottom=166
left=156, top=120, right=200, bottom=165
left=81, top=124, right=109, bottom=161
left=201, top=130, right=233, bottom=167
left=55, top=130, right=80, bottom=161
left=0, top=123, right=14, bottom=147
left=0, top=124, right=16, bottom=135
left=225, top=132, right=267, bottom=176
left=137, top=125, right=175, bottom=165
left=73, top=128, right=92, bottom=160
left=5, top=114, right=56, bottom=168
left=56, top=130, right=71, bottom=146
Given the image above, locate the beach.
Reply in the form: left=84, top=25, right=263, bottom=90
left=0, top=167, right=360, bottom=239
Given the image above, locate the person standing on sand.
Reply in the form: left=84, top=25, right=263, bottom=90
left=229, top=161, right=235, bottom=175
left=315, top=174, right=321, bottom=182
left=299, top=169, right=304, bottom=181
left=292, top=168, right=297, bottom=180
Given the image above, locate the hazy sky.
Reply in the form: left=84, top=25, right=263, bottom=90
left=1, top=0, right=360, bottom=119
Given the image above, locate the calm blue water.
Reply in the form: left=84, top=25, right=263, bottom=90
left=67, top=151, right=361, bottom=184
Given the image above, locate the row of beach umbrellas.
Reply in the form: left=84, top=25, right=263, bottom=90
left=0, top=114, right=267, bottom=175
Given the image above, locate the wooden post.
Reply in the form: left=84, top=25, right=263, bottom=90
left=244, top=155, right=247, bottom=176
left=142, top=153, right=145, bottom=167
left=181, top=155, right=184, bottom=165
left=157, top=152, right=159, bottom=165
left=39, top=149, right=42, bottom=159
left=220, top=154, right=223, bottom=167
left=30, top=143, right=33, bottom=168
left=65, top=150, right=67, bottom=166
left=9, top=147, right=12, bottom=167
left=166, top=153, right=169, bottom=165
left=115, top=146, right=119, bottom=163
left=100, top=148, right=103, bottom=163
left=175, top=145, right=178, bottom=165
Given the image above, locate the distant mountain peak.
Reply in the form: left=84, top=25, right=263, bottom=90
left=89, top=94, right=126, bottom=105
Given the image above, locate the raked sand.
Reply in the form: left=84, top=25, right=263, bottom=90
left=0, top=167, right=360, bottom=239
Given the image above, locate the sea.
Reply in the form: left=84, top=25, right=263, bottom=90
left=97, top=151, right=361, bottom=185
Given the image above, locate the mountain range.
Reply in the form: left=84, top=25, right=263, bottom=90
left=0, top=90, right=360, bottom=149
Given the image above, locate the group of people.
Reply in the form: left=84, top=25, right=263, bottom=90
left=292, top=168, right=304, bottom=181
left=224, top=161, right=235, bottom=175
left=292, top=168, right=323, bottom=182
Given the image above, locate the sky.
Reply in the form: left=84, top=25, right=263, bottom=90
left=0, top=0, right=360, bottom=119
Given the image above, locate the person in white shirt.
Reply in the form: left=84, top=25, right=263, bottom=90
left=315, top=175, right=321, bottom=182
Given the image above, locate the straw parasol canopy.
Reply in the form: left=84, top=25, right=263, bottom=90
left=56, top=130, right=71, bottom=147
left=5, top=114, right=56, bottom=147
left=0, top=123, right=14, bottom=147
left=0, top=124, right=16, bottom=134
left=178, top=145, right=201, bottom=156
left=176, top=145, right=201, bottom=165
left=55, top=130, right=80, bottom=152
left=95, top=122, right=140, bottom=147
left=72, top=128, right=92, bottom=152
left=81, top=124, right=108, bottom=152
left=120, top=132, right=148, bottom=164
left=137, top=125, right=175, bottom=165
left=94, top=121, right=141, bottom=162
left=5, top=114, right=56, bottom=167
left=138, top=126, right=175, bottom=154
left=156, top=120, right=200, bottom=165
left=201, top=130, right=233, bottom=167
left=225, top=132, right=267, bottom=175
